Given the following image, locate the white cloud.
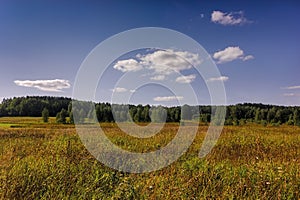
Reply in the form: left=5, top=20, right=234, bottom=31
left=111, top=87, right=128, bottom=93
left=207, top=76, right=229, bottom=82
left=171, top=50, right=202, bottom=67
left=150, top=75, right=166, bottom=81
left=140, top=50, right=201, bottom=75
left=14, top=79, right=70, bottom=92
left=211, top=10, right=250, bottom=26
left=283, top=93, right=296, bottom=97
left=113, top=49, right=202, bottom=76
left=111, top=87, right=137, bottom=93
left=213, top=46, right=254, bottom=64
left=242, top=55, right=254, bottom=61
left=153, top=96, right=184, bottom=102
left=175, top=74, right=196, bottom=84
left=113, top=59, right=142, bottom=72
left=282, top=85, right=300, bottom=90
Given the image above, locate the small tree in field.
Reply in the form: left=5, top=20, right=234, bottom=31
left=56, top=108, right=68, bottom=124
left=42, top=108, right=49, bottom=123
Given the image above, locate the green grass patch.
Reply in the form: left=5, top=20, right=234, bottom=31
left=0, top=123, right=27, bottom=128
left=0, top=117, right=56, bottom=124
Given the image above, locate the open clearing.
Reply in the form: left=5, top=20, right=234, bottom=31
left=0, top=117, right=299, bottom=199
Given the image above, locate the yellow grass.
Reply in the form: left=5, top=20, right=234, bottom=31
left=0, top=117, right=299, bottom=199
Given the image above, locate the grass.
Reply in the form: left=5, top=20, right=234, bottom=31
left=0, top=116, right=56, bottom=124
left=0, top=117, right=300, bottom=199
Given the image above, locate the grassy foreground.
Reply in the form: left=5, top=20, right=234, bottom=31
left=0, top=117, right=300, bottom=199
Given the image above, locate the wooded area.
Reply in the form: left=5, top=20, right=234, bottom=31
left=0, top=96, right=299, bottom=126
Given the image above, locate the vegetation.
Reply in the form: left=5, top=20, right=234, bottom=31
left=56, top=108, right=68, bottom=124
left=1, top=96, right=300, bottom=126
left=42, top=108, right=49, bottom=123
left=0, top=96, right=70, bottom=117
left=0, top=118, right=299, bottom=199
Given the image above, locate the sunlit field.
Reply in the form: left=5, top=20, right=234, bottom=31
left=0, top=117, right=300, bottom=199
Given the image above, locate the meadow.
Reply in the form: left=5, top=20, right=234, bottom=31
left=0, top=117, right=300, bottom=199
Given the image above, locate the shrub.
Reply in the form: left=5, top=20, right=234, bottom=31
left=42, top=108, right=49, bottom=123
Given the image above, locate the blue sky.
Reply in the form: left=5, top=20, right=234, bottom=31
left=1, top=1, right=300, bottom=105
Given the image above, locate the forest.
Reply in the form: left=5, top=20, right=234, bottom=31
left=0, top=96, right=299, bottom=126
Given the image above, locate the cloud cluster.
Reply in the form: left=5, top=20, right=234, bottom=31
left=211, top=10, right=250, bottom=26
left=153, top=96, right=184, bottom=102
left=175, top=74, right=196, bottom=84
left=207, top=76, right=229, bottom=82
left=113, top=59, right=142, bottom=72
left=213, top=46, right=254, bottom=64
left=113, top=49, right=202, bottom=82
left=14, top=79, right=71, bottom=92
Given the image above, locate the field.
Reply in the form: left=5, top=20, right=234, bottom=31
left=0, top=117, right=300, bottom=199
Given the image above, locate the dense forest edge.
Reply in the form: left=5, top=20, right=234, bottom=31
left=0, top=96, right=300, bottom=126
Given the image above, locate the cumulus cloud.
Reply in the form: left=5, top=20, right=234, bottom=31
left=282, top=85, right=300, bottom=90
left=111, top=87, right=128, bottom=93
left=113, top=49, right=202, bottom=76
left=14, top=79, right=71, bottom=92
left=213, top=46, right=254, bottom=64
left=175, top=74, right=196, bottom=84
left=207, top=76, right=229, bottom=82
left=150, top=75, right=166, bottom=81
left=153, top=96, right=184, bottom=102
left=113, top=59, right=142, bottom=72
left=211, top=10, right=250, bottom=26
left=141, top=50, right=202, bottom=75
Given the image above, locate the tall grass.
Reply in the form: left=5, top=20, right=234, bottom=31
left=0, top=118, right=299, bottom=199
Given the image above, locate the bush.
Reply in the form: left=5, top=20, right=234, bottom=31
left=56, top=108, right=68, bottom=124
left=42, top=108, right=49, bottom=123
left=261, top=120, right=267, bottom=127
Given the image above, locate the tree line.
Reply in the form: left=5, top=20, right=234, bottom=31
left=0, top=96, right=300, bottom=126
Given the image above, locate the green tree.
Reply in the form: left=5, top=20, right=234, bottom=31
left=181, top=104, right=192, bottom=121
left=69, top=111, right=74, bottom=124
left=42, top=108, right=49, bottom=123
left=56, top=112, right=62, bottom=123
left=142, top=105, right=151, bottom=122
left=151, top=106, right=166, bottom=123
left=120, top=110, right=127, bottom=122
left=267, top=107, right=276, bottom=123
left=254, top=108, right=261, bottom=123
left=134, top=106, right=143, bottom=122
left=56, top=108, right=68, bottom=124
left=287, top=114, right=294, bottom=125
left=293, top=109, right=300, bottom=126
left=78, top=109, right=86, bottom=123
